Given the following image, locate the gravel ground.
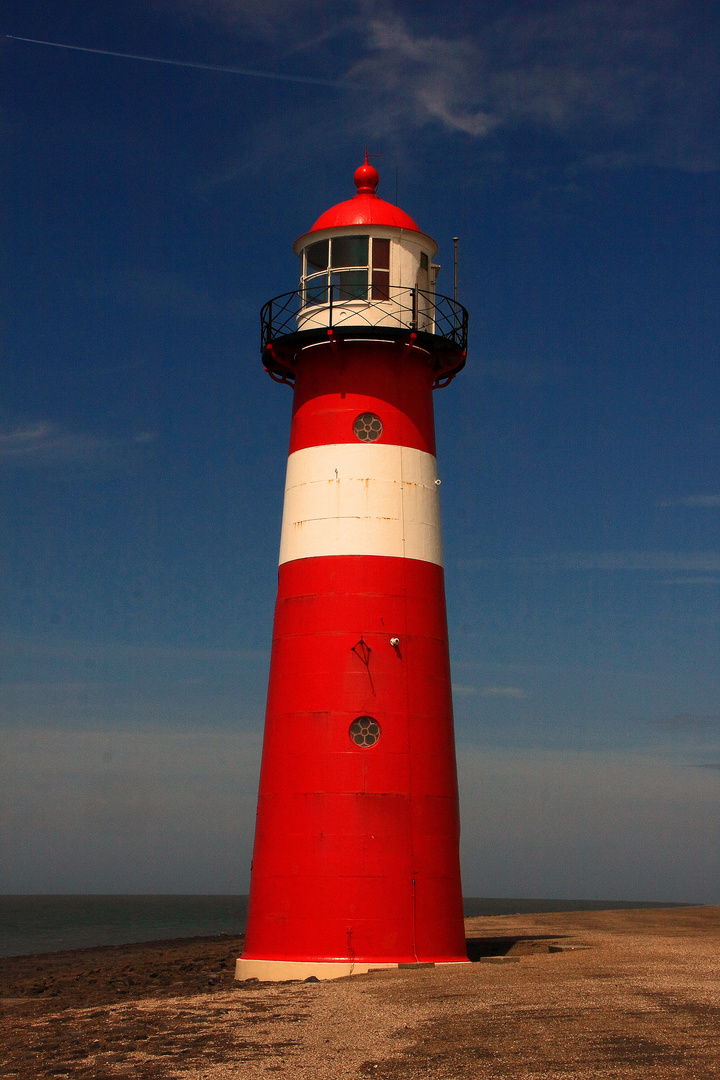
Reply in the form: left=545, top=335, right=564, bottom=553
left=1, top=906, right=718, bottom=1079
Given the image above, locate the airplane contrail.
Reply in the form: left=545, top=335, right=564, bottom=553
left=5, top=34, right=344, bottom=89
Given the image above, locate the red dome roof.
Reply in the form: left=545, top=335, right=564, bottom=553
left=306, top=157, right=422, bottom=234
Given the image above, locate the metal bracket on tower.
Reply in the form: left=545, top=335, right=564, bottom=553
left=327, top=327, right=340, bottom=356
left=351, top=637, right=375, bottom=695
left=400, top=332, right=418, bottom=359
left=264, top=343, right=295, bottom=385
left=432, top=348, right=466, bottom=389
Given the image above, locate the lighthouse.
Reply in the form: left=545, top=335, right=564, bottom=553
left=236, top=158, right=469, bottom=981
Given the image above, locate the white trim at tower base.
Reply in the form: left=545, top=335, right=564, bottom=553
left=235, top=958, right=398, bottom=982
left=235, top=958, right=471, bottom=982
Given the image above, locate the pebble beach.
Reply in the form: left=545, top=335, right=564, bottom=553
left=2, top=906, right=718, bottom=1078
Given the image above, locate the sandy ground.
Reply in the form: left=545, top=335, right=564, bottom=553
left=1, top=906, right=719, bottom=1079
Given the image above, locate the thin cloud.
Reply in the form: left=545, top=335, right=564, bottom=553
left=146, top=0, right=720, bottom=172
left=457, top=746, right=720, bottom=901
left=659, top=495, right=720, bottom=507
left=660, top=577, right=720, bottom=586
left=1, top=726, right=262, bottom=892
left=0, top=421, right=156, bottom=467
left=0, top=675, right=267, bottom=731
left=5, top=34, right=342, bottom=88
left=459, top=552, right=720, bottom=573
left=158, top=0, right=362, bottom=52
left=544, top=552, right=720, bottom=572
left=452, top=684, right=527, bottom=699
left=480, top=685, right=528, bottom=699
left=481, top=354, right=571, bottom=388
left=15, top=3, right=717, bottom=172
left=120, top=268, right=213, bottom=312
left=2, top=637, right=267, bottom=664
left=359, top=20, right=501, bottom=138
left=639, top=713, right=720, bottom=731
left=348, top=2, right=719, bottom=171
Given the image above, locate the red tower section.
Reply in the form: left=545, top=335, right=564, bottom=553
left=237, top=160, right=469, bottom=980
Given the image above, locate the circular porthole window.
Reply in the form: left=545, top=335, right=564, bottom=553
left=349, top=716, right=381, bottom=747
left=353, top=413, right=383, bottom=442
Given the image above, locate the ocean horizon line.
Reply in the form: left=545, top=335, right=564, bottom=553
left=0, top=894, right=698, bottom=959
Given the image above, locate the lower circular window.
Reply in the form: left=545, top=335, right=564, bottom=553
left=353, top=413, right=383, bottom=442
left=349, top=716, right=381, bottom=747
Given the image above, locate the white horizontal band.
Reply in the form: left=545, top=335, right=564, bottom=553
left=279, top=443, right=443, bottom=566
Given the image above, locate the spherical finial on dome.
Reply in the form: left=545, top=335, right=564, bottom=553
left=354, top=152, right=379, bottom=196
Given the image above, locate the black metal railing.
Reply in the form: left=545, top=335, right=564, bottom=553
left=261, top=286, right=468, bottom=354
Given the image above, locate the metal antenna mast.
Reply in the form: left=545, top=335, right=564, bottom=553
left=452, top=237, right=459, bottom=303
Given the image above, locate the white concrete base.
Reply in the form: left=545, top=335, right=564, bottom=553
left=235, top=958, right=398, bottom=982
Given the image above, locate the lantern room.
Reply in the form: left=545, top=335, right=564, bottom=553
left=261, top=157, right=468, bottom=387
left=293, top=158, right=438, bottom=334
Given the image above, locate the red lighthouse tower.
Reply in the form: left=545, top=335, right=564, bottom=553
left=237, top=159, right=469, bottom=981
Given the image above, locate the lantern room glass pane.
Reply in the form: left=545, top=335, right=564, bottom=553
left=372, top=237, right=390, bottom=269
left=371, top=270, right=390, bottom=300
left=332, top=270, right=368, bottom=301
left=305, top=240, right=328, bottom=274
left=304, top=278, right=328, bottom=307
left=331, top=235, right=369, bottom=268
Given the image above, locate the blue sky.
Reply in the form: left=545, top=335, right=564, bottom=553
left=2, top=0, right=719, bottom=901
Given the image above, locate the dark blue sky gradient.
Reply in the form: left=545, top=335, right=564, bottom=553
left=2, top=0, right=719, bottom=899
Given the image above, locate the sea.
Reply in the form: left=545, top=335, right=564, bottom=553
left=0, top=896, right=691, bottom=959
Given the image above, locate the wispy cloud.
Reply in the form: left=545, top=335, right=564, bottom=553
left=356, top=19, right=501, bottom=139
left=120, top=268, right=214, bottom=312
left=480, top=685, right=528, bottom=699
left=160, top=0, right=360, bottom=48
left=0, top=726, right=262, bottom=892
left=451, top=684, right=479, bottom=697
left=639, top=712, right=720, bottom=731
left=1, top=636, right=270, bottom=732
left=3, top=727, right=718, bottom=896
left=22, top=2, right=718, bottom=173
left=480, top=354, right=571, bottom=388
left=358, top=3, right=718, bottom=170
left=452, top=684, right=528, bottom=699
left=2, top=637, right=268, bottom=664
left=0, top=422, right=156, bottom=467
left=659, top=495, right=720, bottom=507
left=457, top=746, right=720, bottom=901
left=659, top=577, right=720, bottom=586
left=459, top=551, right=720, bottom=573
left=5, top=34, right=343, bottom=87
left=0, top=675, right=265, bottom=731
left=549, top=552, right=720, bottom=572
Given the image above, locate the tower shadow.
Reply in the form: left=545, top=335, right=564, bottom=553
left=465, top=934, right=568, bottom=961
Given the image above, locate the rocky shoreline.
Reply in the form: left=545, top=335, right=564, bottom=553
left=2, top=907, right=718, bottom=1078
